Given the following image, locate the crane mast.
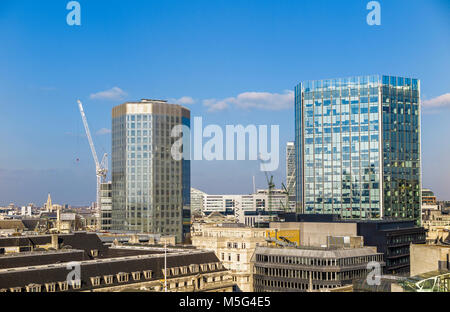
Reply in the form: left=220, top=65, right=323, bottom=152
left=77, top=100, right=108, bottom=230
left=258, top=154, right=275, bottom=215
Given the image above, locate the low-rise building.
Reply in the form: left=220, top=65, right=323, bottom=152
left=0, top=232, right=234, bottom=292
left=252, top=245, right=384, bottom=292
left=0, top=220, right=26, bottom=236
left=280, top=214, right=426, bottom=274
left=191, top=223, right=268, bottom=292
left=422, top=209, right=450, bottom=243
left=270, top=221, right=359, bottom=247
left=410, top=244, right=450, bottom=276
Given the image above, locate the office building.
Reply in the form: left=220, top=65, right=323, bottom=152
left=252, top=245, right=384, bottom=292
left=355, top=220, right=426, bottom=274
left=191, top=188, right=206, bottom=213
left=111, top=99, right=190, bottom=242
left=276, top=215, right=426, bottom=274
left=295, top=75, right=421, bottom=224
left=202, top=191, right=289, bottom=220
left=99, top=182, right=112, bottom=231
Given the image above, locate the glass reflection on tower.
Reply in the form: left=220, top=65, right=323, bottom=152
left=295, top=75, right=421, bottom=225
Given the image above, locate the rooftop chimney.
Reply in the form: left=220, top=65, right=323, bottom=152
left=51, top=234, right=59, bottom=250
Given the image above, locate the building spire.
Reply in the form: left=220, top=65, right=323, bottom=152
left=46, top=193, right=53, bottom=212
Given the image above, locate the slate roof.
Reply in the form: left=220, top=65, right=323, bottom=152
left=0, top=249, right=85, bottom=269
left=0, top=232, right=108, bottom=259
left=0, top=220, right=25, bottom=230
left=0, top=249, right=223, bottom=291
left=20, top=219, right=40, bottom=231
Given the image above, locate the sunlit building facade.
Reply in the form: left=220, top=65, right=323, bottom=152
left=286, top=142, right=296, bottom=211
left=111, top=99, right=190, bottom=242
left=295, top=75, right=421, bottom=224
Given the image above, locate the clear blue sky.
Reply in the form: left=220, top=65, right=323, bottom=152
left=0, top=0, right=449, bottom=206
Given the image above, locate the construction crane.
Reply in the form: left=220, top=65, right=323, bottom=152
left=278, top=188, right=289, bottom=213
left=77, top=100, right=108, bottom=230
left=281, top=182, right=296, bottom=213
left=258, top=154, right=275, bottom=214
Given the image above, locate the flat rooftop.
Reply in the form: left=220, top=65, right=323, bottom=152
left=255, top=245, right=382, bottom=259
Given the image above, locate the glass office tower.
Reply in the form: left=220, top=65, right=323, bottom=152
left=111, top=99, right=190, bottom=242
left=295, top=75, right=421, bottom=224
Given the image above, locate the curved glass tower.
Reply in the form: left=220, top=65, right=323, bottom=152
left=111, top=99, right=191, bottom=242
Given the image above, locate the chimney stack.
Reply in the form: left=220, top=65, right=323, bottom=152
left=51, top=234, right=59, bottom=250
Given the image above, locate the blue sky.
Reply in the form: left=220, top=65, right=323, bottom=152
left=0, top=0, right=449, bottom=206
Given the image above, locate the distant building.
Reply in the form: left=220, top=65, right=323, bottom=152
left=0, top=220, right=26, bottom=236
left=44, top=194, right=53, bottom=212
left=422, top=212, right=450, bottom=243
left=202, top=191, right=290, bottom=223
left=100, top=182, right=112, bottom=231
left=286, top=142, right=296, bottom=211
left=191, top=223, right=268, bottom=292
left=252, top=245, right=384, bottom=292
left=20, top=205, right=32, bottom=217
left=111, top=99, right=191, bottom=243
left=191, top=188, right=206, bottom=213
left=421, top=189, right=441, bottom=224
left=422, top=189, right=437, bottom=206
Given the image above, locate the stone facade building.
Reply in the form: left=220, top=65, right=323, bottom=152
left=191, top=223, right=267, bottom=292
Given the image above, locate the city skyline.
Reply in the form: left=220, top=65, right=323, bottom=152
left=1, top=0, right=450, bottom=206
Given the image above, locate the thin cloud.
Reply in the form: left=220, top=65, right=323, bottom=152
left=203, top=90, right=294, bottom=112
left=203, top=98, right=231, bottom=112
left=96, top=128, right=111, bottom=135
left=169, top=96, right=195, bottom=105
left=90, top=87, right=127, bottom=101
left=422, top=93, right=450, bottom=110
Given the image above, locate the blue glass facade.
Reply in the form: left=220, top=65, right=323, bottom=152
left=295, top=75, right=421, bottom=224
